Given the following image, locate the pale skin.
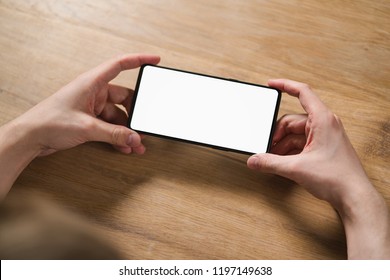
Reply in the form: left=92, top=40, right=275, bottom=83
left=0, top=54, right=389, bottom=259
left=247, top=79, right=390, bottom=259
left=0, top=53, right=161, bottom=199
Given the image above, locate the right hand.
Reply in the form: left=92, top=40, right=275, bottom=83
left=247, top=79, right=390, bottom=259
left=247, top=79, right=372, bottom=209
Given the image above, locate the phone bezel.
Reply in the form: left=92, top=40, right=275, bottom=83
left=128, top=64, right=281, bottom=155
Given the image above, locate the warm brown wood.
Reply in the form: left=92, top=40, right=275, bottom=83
left=1, top=0, right=389, bottom=259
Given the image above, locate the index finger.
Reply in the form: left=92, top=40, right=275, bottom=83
left=107, top=84, right=134, bottom=112
left=268, top=79, right=327, bottom=114
left=87, top=53, right=161, bottom=84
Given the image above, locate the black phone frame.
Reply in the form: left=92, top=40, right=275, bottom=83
left=128, top=64, right=281, bottom=155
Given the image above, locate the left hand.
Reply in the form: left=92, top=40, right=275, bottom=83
left=19, top=53, right=160, bottom=156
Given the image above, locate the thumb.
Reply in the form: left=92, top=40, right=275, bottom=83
left=247, top=153, right=295, bottom=179
left=88, top=119, right=142, bottom=148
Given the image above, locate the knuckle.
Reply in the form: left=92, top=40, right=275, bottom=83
left=298, top=83, right=311, bottom=92
left=279, top=114, right=290, bottom=122
left=291, top=82, right=311, bottom=97
left=83, top=117, right=96, bottom=130
left=333, top=113, right=341, bottom=123
left=78, top=116, right=97, bottom=141
left=111, top=126, right=124, bottom=146
left=278, top=114, right=291, bottom=126
left=257, top=155, right=272, bottom=171
left=287, top=159, right=303, bottom=180
left=332, top=113, right=345, bottom=130
left=79, top=117, right=96, bottom=136
left=321, top=111, right=345, bottom=131
left=325, top=111, right=339, bottom=124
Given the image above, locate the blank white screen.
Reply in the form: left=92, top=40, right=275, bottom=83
left=130, top=65, right=279, bottom=154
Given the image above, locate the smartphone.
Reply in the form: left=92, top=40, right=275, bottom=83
left=128, top=65, right=281, bottom=155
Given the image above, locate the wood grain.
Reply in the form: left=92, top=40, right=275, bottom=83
left=1, top=0, right=389, bottom=259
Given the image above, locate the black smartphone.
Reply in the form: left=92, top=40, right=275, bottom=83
left=128, top=64, right=281, bottom=155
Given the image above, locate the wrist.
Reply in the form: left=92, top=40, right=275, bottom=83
left=0, top=117, right=41, bottom=199
left=5, top=115, right=42, bottom=154
left=335, top=181, right=390, bottom=259
left=331, top=176, right=375, bottom=218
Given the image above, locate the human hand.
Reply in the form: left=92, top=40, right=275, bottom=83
left=18, top=53, right=160, bottom=156
left=247, top=79, right=372, bottom=209
left=0, top=54, right=160, bottom=199
left=247, top=79, right=390, bottom=259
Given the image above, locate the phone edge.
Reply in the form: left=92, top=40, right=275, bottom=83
left=128, top=64, right=282, bottom=155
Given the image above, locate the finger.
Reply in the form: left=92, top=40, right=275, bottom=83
left=132, top=144, right=146, bottom=155
left=272, top=114, right=307, bottom=143
left=87, top=118, right=142, bottom=148
left=113, top=143, right=146, bottom=155
left=99, top=103, right=129, bottom=126
left=268, top=79, right=327, bottom=115
left=107, top=84, right=134, bottom=105
left=286, top=149, right=302, bottom=155
left=271, top=134, right=306, bottom=155
left=114, top=145, right=133, bottom=154
left=247, top=153, right=297, bottom=180
left=86, top=53, right=161, bottom=85
left=107, top=84, right=134, bottom=113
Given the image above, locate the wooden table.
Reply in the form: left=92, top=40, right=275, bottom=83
left=1, top=0, right=389, bottom=259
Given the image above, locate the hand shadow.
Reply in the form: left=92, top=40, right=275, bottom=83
left=11, top=136, right=346, bottom=259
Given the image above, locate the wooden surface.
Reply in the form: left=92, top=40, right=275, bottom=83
left=1, top=0, right=389, bottom=259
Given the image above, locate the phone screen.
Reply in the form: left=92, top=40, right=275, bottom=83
left=128, top=65, right=281, bottom=154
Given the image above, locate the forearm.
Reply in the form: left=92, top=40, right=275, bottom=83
left=0, top=118, right=40, bottom=200
left=336, top=181, right=390, bottom=259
